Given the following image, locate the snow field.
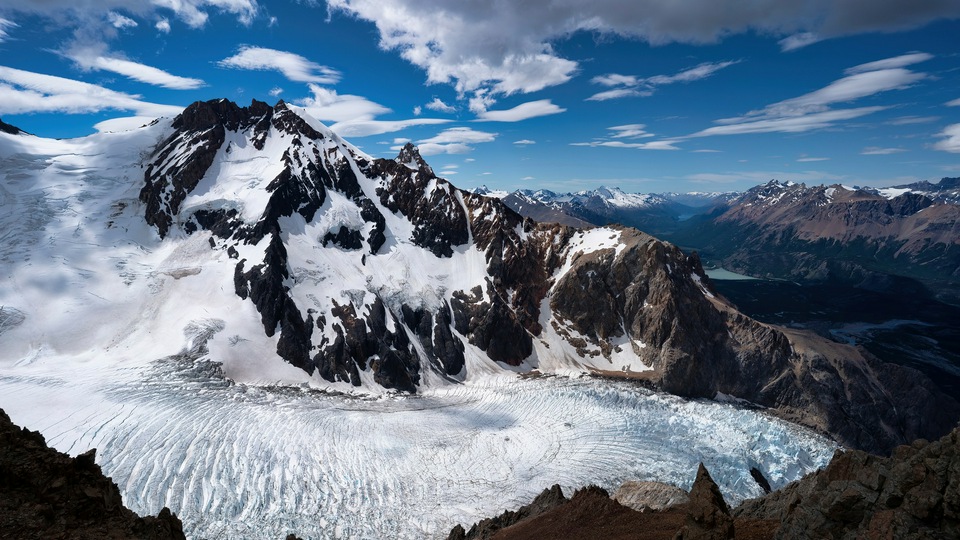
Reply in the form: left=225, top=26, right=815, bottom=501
left=1, top=360, right=835, bottom=539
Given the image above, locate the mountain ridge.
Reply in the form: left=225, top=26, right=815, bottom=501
left=0, top=98, right=956, bottom=453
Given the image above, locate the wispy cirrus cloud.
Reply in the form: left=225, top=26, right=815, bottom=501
left=688, top=52, right=932, bottom=138
left=576, top=53, right=935, bottom=152
left=296, top=84, right=450, bottom=137
left=0, top=17, right=16, bottom=42
left=861, top=146, right=907, bottom=155
left=570, top=123, right=679, bottom=150
left=391, top=126, right=497, bottom=155
left=0, top=65, right=183, bottom=117
left=587, top=60, right=738, bottom=101
left=65, top=45, right=205, bottom=89
left=934, top=123, right=960, bottom=153
left=474, top=99, right=565, bottom=122
left=779, top=32, right=820, bottom=51
left=219, top=46, right=340, bottom=84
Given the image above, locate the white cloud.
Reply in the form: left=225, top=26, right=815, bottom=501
left=413, top=105, right=422, bottom=116
left=441, top=164, right=458, bottom=169
left=845, top=52, right=933, bottom=75
left=934, top=123, right=960, bottom=153
left=797, top=157, right=829, bottom=162
left=692, top=149, right=721, bottom=153
left=219, top=46, right=340, bottom=84
left=572, top=123, right=676, bottom=149
left=608, top=124, right=654, bottom=138
left=861, top=146, right=907, bottom=155
left=425, top=97, right=456, bottom=113
left=947, top=98, right=960, bottom=107
left=779, top=32, right=819, bottom=51
left=571, top=140, right=681, bottom=150
left=687, top=53, right=932, bottom=139
left=0, top=18, right=15, bottom=42
left=464, top=158, right=475, bottom=162
left=107, top=11, right=138, bottom=29
left=0, top=0, right=259, bottom=30
left=269, top=86, right=283, bottom=97
left=588, top=60, right=737, bottom=101
left=586, top=88, right=651, bottom=102
left=0, top=65, right=183, bottom=117
left=155, top=17, right=171, bottom=32
left=71, top=53, right=205, bottom=89
left=886, top=115, right=939, bottom=125
left=513, top=139, right=535, bottom=145
left=693, top=106, right=886, bottom=137
left=399, top=126, right=497, bottom=155
left=295, top=84, right=449, bottom=137
left=474, top=99, right=565, bottom=122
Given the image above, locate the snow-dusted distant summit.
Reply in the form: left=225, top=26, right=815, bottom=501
left=0, top=99, right=954, bottom=454
left=680, top=179, right=960, bottom=302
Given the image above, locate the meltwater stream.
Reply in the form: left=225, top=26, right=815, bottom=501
left=0, top=358, right=836, bottom=539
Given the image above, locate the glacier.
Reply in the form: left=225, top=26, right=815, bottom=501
left=0, top=356, right=835, bottom=539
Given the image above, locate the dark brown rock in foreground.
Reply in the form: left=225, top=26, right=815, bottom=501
left=737, top=427, right=960, bottom=539
left=450, top=429, right=960, bottom=540
left=0, top=408, right=186, bottom=540
left=448, top=466, right=742, bottom=540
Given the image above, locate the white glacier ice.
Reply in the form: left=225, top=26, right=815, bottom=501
left=0, top=357, right=836, bottom=539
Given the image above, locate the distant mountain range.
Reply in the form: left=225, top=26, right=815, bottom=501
left=492, top=179, right=960, bottom=303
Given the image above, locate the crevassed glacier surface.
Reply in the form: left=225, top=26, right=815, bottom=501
left=0, top=357, right=836, bottom=539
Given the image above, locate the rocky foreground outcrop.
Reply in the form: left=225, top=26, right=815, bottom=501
left=737, top=428, right=960, bottom=539
left=450, top=428, right=960, bottom=540
left=0, top=409, right=186, bottom=540
left=447, top=463, right=762, bottom=540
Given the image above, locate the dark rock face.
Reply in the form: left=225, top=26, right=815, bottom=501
left=0, top=408, right=186, bottom=540
left=737, top=428, right=960, bottom=540
left=369, top=143, right=470, bottom=258
left=141, top=100, right=274, bottom=238
left=0, top=118, right=22, bottom=135
left=447, top=484, right=568, bottom=540
left=448, top=473, right=735, bottom=540
left=675, top=464, right=735, bottom=540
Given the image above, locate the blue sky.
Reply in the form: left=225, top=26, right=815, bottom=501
left=1, top=1, right=959, bottom=193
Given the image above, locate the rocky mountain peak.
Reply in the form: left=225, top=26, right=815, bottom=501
left=395, top=142, right=433, bottom=175
left=0, top=118, right=22, bottom=135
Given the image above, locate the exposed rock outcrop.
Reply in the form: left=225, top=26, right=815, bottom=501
left=0, top=408, right=186, bottom=540
left=736, top=428, right=960, bottom=539
left=0, top=118, right=22, bottom=135
left=448, top=466, right=744, bottom=540
left=675, top=464, right=735, bottom=540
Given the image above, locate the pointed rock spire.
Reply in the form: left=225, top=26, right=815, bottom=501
left=674, top=463, right=734, bottom=539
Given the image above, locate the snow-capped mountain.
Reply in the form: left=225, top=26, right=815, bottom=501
left=0, top=100, right=956, bottom=454
left=683, top=179, right=960, bottom=302
left=494, top=186, right=737, bottom=235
